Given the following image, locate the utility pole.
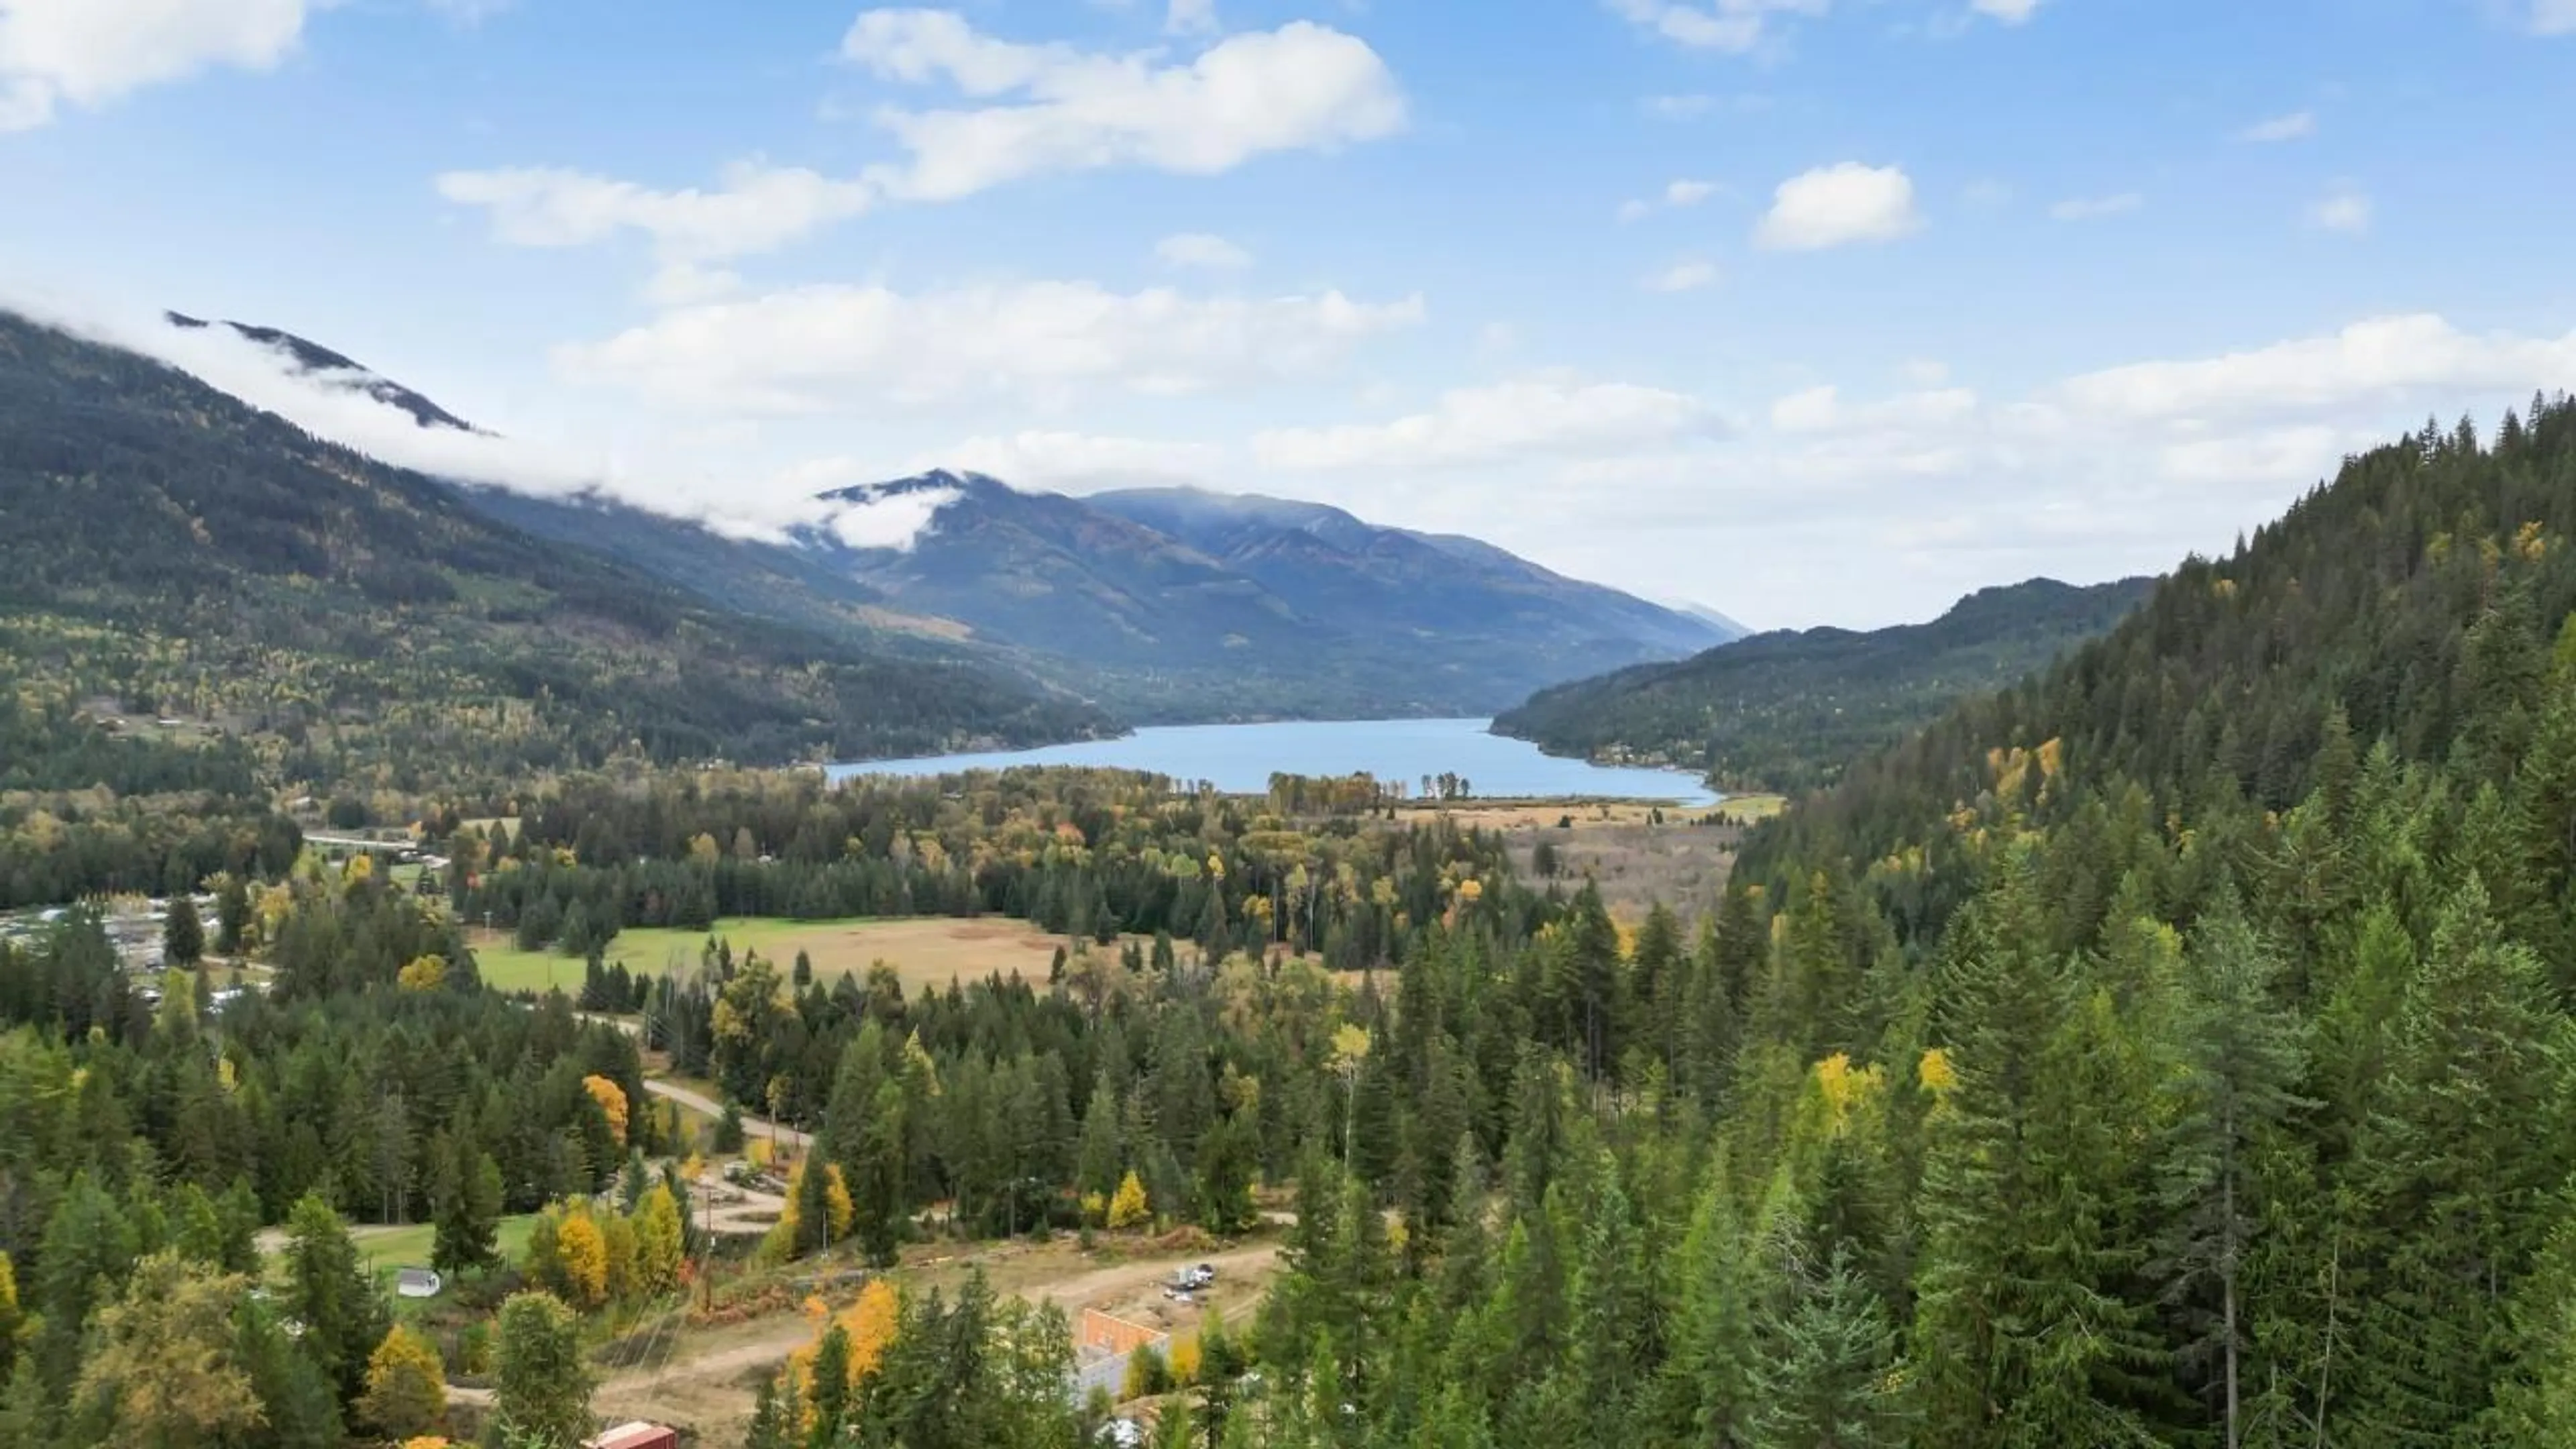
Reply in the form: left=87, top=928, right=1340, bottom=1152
left=697, top=1172, right=714, bottom=1315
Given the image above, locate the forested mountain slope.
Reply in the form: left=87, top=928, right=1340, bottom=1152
left=1495, top=575, right=2151, bottom=793
left=0, top=312, right=1108, bottom=794
left=1089, top=485, right=1732, bottom=661
left=1670, top=395, right=2576, bottom=1446
left=162, top=317, right=1737, bottom=722
left=788, top=474, right=1734, bottom=721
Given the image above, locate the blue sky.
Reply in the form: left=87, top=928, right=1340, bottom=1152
left=3, top=0, right=2572, bottom=629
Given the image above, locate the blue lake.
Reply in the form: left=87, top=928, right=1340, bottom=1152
left=833, top=718, right=1719, bottom=806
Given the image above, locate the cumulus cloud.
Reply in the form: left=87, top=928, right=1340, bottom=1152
left=920, top=431, right=1226, bottom=490
left=1165, top=0, right=1218, bottom=34
left=0, top=0, right=316, bottom=131
left=1234, top=312, right=2576, bottom=630
left=814, top=481, right=965, bottom=549
left=1770, top=382, right=1978, bottom=433
left=553, top=278, right=1426, bottom=413
left=1155, top=232, right=1253, bottom=270
left=2310, top=186, right=2371, bottom=233
left=435, top=163, right=876, bottom=264
left=1254, top=376, right=1723, bottom=471
left=1755, top=163, right=1923, bottom=250
left=2049, top=192, right=2142, bottom=221
left=2237, top=109, right=2316, bottom=142
left=1, top=288, right=926, bottom=543
left=442, top=11, right=1403, bottom=264
left=1643, top=259, right=1719, bottom=292
left=1603, top=0, right=1829, bottom=54
left=2053, top=314, right=2576, bottom=425
left=1621, top=177, right=1719, bottom=222
left=843, top=11, right=1406, bottom=201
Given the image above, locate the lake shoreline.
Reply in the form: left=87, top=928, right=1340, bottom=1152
left=829, top=718, right=1721, bottom=806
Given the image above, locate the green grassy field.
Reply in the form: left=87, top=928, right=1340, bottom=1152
left=352, top=1214, right=537, bottom=1282
left=263, top=1214, right=541, bottom=1313
left=467, top=916, right=1073, bottom=996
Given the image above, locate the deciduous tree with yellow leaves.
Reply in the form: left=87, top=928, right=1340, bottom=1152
left=582, top=1074, right=629, bottom=1145
left=358, top=1324, right=447, bottom=1440
left=1107, top=1169, right=1152, bottom=1230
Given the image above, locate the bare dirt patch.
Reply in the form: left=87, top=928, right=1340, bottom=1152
left=584, top=1236, right=1283, bottom=1446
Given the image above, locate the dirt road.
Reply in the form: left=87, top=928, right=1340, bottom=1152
left=643, top=1078, right=811, bottom=1151
left=494, top=1238, right=1283, bottom=1430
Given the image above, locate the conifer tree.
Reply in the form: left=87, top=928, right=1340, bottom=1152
left=1908, top=853, right=2161, bottom=1448
left=2157, top=892, right=2311, bottom=1449
left=494, top=1291, right=592, bottom=1449
left=1747, top=1240, right=1905, bottom=1449
left=163, top=895, right=204, bottom=966
left=2339, top=877, right=2567, bottom=1444
left=281, top=1195, right=390, bottom=1413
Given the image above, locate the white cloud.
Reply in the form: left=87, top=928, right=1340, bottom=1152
left=814, top=482, right=965, bottom=550
left=2532, top=0, right=2576, bottom=36
left=1901, top=359, right=1951, bottom=386
left=1970, top=0, right=2043, bottom=23
left=1604, top=0, right=1829, bottom=54
left=1254, top=375, right=1722, bottom=470
left=1618, top=177, right=1717, bottom=223
left=1643, top=259, right=1719, bottom=292
left=2310, top=186, right=2371, bottom=233
left=1643, top=92, right=1714, bottom=118
left=1165, top=0, right=1218, bottom=35
left=436, top=163, right=877, bottom=263
left=844, top=12, right=1406, bottom=201
left=443, top=13, right=1403, bottom=264
left=2049, top=191, right=2142, bottom=221
left=0, top=0, right=317, bottom=131
left=921, top=431, right=1226, bottom=490
left=2237, top=109, right=2316, bottom=142
left=1155, top=231, right=1253, bottom=270
left=4, top=290, right=903, bottom=541
left=1770, top=382, right=1978, bottom=433
left=2054, top=314, right=2576, bottom=425
left=1228, top=312, right=2576, bottom=631
left=1769, top=384, right=1840, bottom=433
left=555, top=278, right=1426, bottom=413
left=1755, top=162, right=1923, bottom=250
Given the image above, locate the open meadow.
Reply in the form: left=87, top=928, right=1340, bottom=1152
left=468, top=915, right=1077, bottom=995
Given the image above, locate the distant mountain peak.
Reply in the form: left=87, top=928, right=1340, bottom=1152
left=164, top=312, right=479, bottom=433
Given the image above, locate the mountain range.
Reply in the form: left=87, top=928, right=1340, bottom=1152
left=0, top=310, right=1744, bottom=784
left=166, top=315, right=1741, bottom=724
left=1496, top=576, right=2154, bottom=794
left=0, top=310, right=1109, bottom=790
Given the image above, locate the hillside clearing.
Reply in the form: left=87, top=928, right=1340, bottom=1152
left=468, top=916, right=1082, bottom=995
